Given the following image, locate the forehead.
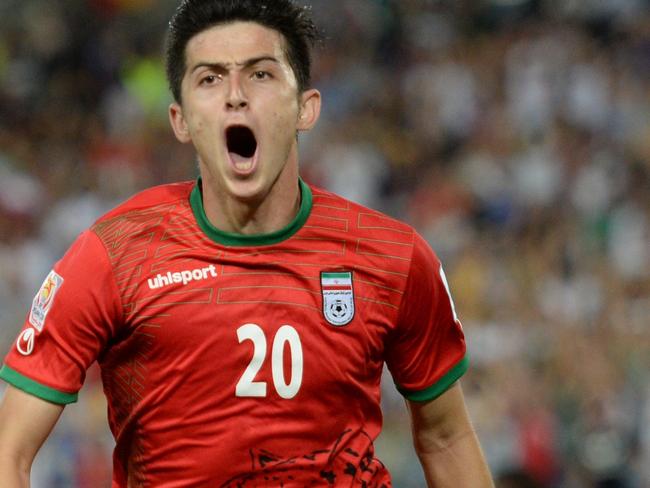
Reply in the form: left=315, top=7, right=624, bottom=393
left=185, top=21, right=289, bottom=68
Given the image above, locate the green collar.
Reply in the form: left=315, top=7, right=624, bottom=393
left=190, top=178, right=312, bottom=247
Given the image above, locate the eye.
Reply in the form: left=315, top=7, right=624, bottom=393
left=252, top=71, right=271, bottom=81
left=200, top=74, right=220, bottom=85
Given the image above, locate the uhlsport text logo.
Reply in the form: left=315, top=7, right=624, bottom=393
left=148, top=265, right=217, bottom=290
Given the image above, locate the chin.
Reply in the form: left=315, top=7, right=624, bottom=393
left=225, top=177, right=269, bottom=203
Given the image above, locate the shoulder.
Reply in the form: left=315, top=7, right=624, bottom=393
left=308, top=183, right=415, bottom=238
left=86, top=181, right=195, bottom=263
left=307, top=183, right=443, bottom=274
left=93, top=181, right=194, bottom=226
left=307, top=183, right=435, bottom=289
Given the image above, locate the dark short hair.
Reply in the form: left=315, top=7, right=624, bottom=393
left=165, top=0, right=320, bottom=103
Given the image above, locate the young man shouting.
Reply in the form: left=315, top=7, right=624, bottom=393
left=0, top=1, right=494, bottom=486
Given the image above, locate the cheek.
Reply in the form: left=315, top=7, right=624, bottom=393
left=187, top=113, right=213, bottom=141
left=268, top=99, right=299, bottom=136
left=195, top=120, right=208, bottom=136
left=267, top=110, right=298, bottom=146
left=186, top=115, right=219, bottom=156
left=272, top=109, right=295, bottom=126
left=184, top=98, right=219, bottom=136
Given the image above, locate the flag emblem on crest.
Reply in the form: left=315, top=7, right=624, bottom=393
left=321, top=271, right=355, bottom=326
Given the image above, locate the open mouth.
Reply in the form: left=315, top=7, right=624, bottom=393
left=226, top=125, right=258, bottom=167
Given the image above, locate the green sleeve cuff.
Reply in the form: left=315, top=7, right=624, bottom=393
left=397, top=354, right=469, bottom=402
left=0, top=365, right=78, bottom=405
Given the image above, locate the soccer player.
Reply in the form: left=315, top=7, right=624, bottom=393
left=0, top=1, right=494, bottom=486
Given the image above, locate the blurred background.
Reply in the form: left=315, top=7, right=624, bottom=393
left=0, top=0, right=649, bottom=486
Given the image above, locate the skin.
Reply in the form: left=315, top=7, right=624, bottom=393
left=169, top=21, right=321, bottom=236
left=0, top=386, right=63, bottom=487
left=408, top=382, right=495, bottom=487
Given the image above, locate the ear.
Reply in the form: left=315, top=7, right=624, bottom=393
left=169, top=102, right=192, bottom=144
left=297, top=88, right=321, bottom=132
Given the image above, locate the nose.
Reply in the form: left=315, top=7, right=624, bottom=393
left=225, top=74, right=248, bottom=110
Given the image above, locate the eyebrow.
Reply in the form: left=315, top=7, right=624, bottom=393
left=190, top=56, right=280, bottom=74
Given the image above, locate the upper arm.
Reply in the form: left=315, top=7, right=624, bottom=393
left=407, top=382, right=494, bottom=487
left=0, top=385, right=64, bottom=467
left=406, top=381, right=473, bottom=452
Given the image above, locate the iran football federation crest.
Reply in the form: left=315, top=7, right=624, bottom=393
left=321, top=271, right=355, bottom=326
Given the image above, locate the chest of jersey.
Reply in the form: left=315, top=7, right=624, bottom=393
left=106, top=242, right=402, bottom=410
left=92, top=195, right=414, bottom=484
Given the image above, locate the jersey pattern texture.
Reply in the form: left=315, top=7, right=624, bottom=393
left=1, top=180, right=467, bottom=487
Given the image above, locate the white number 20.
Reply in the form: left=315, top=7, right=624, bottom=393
left=236, top=324, right=303, bottom=399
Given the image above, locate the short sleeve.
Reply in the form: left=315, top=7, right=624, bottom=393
left=386, top=232, right=468, bottom=402
left=0, top=230, right=122, bottom=404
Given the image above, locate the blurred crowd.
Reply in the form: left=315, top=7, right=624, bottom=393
left=0, top=0, right=649, bottom=487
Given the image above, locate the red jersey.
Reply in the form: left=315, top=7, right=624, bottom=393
left=1, top=180, right=467, bottom=487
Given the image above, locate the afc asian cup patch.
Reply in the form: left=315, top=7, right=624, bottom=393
left=321, top=271, right=355, bottom=327
left=29, top=270, right=64, bottom=332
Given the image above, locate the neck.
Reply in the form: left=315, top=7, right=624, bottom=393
left=200, top=150, right=301, bottom=236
